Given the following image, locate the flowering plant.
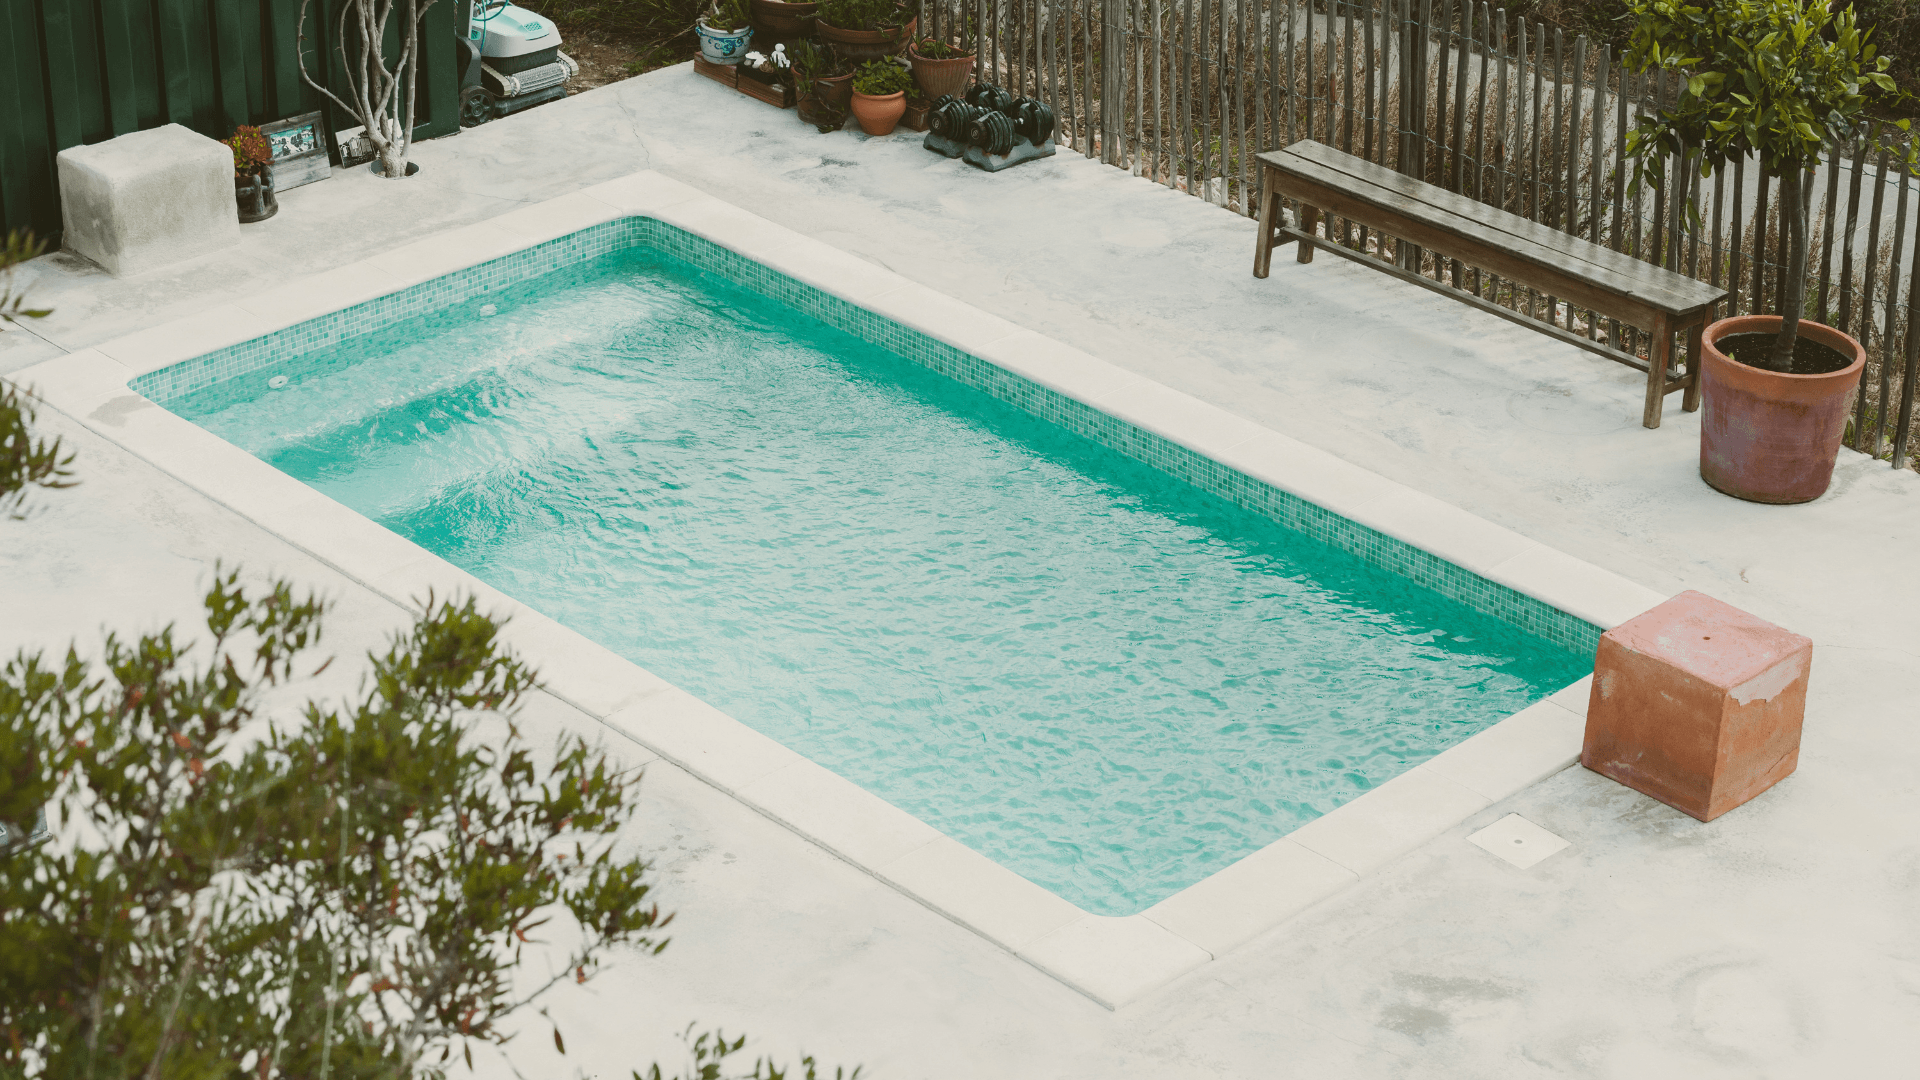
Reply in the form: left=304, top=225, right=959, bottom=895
left=222, top=126, right=274, bottom=177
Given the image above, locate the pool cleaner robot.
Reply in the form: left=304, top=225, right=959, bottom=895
left=459, top=0, right=579, bottom=126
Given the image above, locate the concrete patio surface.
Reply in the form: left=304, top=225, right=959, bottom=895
left=5, top=62, right=1918, bottom=1078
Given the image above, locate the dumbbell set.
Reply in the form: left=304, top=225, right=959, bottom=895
left=924, top=84, right=1057, bottom=172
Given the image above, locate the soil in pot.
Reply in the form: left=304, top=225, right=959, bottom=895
left=1715, top=331, right=1855, bottom=376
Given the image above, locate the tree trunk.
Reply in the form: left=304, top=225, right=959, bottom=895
left=1770, top=165, right=1811, bottom=370
left=377, top=143, right=407, bottom=179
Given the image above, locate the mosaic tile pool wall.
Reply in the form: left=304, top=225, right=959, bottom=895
left=130, top=217, right=1604, bottom=657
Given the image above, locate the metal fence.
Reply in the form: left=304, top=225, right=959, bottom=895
left=0, top=0, right=463, bottom=246
left=918, top=0, right=1920, bottom=469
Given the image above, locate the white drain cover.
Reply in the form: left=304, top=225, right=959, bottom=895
left=1468, top=814, right=1570, bottom=869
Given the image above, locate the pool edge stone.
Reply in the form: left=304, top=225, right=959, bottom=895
left=26, top=168, right=1676, bottom=1013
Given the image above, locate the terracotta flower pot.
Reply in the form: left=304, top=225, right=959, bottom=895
left=750, top=0, right=817, bottom=37
left=815, top=14, right=915, bottom=61
left=813, top=70, right=854, bottom=111
left=1699, top=314, right=1866, bottom=504
left=906, top=44, right=975, bottom=100
left=850, top=89, right=906, bottom=135
left=796, top=91, right=846, bottom=132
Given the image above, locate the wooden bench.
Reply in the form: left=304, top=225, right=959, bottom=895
left=1253, top=140, right=1728, bottom=428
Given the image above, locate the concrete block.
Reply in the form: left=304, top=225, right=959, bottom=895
left=1582, top=590, right=1812, bottom=822
left=58, top=125, right=239, bottom=277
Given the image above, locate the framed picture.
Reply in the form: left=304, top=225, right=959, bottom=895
left=332, top=125, right=378, bottom=170
left=261, top=112, right=331, bottom=191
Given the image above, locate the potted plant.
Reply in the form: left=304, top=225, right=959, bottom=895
left=789, top=39, right=849, bottom=130
left=222, top=126, right=277, bottom=224
left=751, top=0, right=819, bottom=41
left=697, top=0, right=755, bottom=64
left=849, top=58, right=912, bottom=135
left=815, top=0, right=916, bottom=61
left=906, top=36, right=974, bottom=101
left=1624, top=0, right=1912, bottom=503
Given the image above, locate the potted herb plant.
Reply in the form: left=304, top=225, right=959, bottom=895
left=906, top=36, right=974, bottom=100
left=790, top=39, right=849, bottom=130
left=697, top=0, right=755, bottom=64
left=222, top=126, right=277, bottom=224
left=849, top=58, right=912, bottom=135
left=1624, top=0, right=1913, bottom=503
left=815, top=0, right=916, bottom=61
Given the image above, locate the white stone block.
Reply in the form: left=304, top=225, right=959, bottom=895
left=57, top=125, right=239, bottom=277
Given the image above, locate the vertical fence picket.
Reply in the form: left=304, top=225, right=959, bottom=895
left=1816, top=137, right=1844, bottom=323
left=1854, top=148, right=1891, bottom=445
left=1838, top=135, right=1868, bottom=334
left=1896, top=242, right=1920, bottom=467
left=1751, top=170, right=1770, bottom=316
left=1876, top=172, right=1910, bottom=457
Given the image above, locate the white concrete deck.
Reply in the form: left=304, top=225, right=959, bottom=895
left=5, top=63, right=1918, bottom=1077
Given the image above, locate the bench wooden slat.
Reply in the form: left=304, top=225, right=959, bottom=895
left=1251, top=140, right=1730, bottom=429
left=1272, top=141, right=1724, bottom=304
left=1266, top=145, right=1723, bottom=314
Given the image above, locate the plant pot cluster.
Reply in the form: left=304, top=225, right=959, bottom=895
left=695, top=0, right=972, bottom=138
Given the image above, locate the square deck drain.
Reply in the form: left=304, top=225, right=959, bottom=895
left=1467, top=814, right=1570, bottom=869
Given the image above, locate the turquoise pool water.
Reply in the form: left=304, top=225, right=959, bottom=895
left=169, top=246, right=1588, bottom=914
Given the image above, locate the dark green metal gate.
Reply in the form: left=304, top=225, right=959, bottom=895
left=0, top=0, right=463, bottom=243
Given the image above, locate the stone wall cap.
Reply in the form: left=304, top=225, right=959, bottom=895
left=56, top=124, right=227, bottom=176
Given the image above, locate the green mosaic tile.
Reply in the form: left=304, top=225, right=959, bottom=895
left=132, top=215, right=1603, bottom=658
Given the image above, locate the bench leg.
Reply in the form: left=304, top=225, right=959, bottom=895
left=1643, top=312, right=1673, bottom=429
left=1297, top=204, right=1318, bottom=264
left=1254, top=187, right=1282, bottom=279
left=1682, top=318, right=1706, bottom=413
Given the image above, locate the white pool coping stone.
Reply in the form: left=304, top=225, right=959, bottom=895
left=15, top=170, right=1665, bottom=1010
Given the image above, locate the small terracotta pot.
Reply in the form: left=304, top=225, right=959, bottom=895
left=850, top=89, right=906, bottom=135
left=815, top=14, right=915, bottom=61
left=750, top=0, right=816, bottom=37
left=907, top=44, right=975, bottom=100
left=1699, top=314, right=1866, bottom=504
left=813, top=70, right=854, bottom=111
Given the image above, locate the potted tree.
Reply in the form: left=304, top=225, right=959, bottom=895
left=815, top=0, right=916, bottom=61
left=697, top=0, right=755, bottom=64
left=1624, top=0, right=1913, bottom=503
left=906, top=36, right=975, bottom=101
left=223, top=126, right=277, bottom=223
left=849, top=58, right=912, bottom=135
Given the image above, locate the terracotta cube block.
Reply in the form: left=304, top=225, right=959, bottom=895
left=1582, top=590, right=1812, bottom=822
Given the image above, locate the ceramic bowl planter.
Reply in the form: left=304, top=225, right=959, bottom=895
left=907, top=42, right=974, bottom=100
left=850, top=89, right=906, bottom=134
left=816, top=15, right=916, bottom=61
left=697, top=18, right=755, bottom=63
left=235, top=166, right=278, bottom=223
left=1699, top=314, right=1866, bottom=504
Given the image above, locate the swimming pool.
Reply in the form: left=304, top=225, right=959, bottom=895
left=151, top=230, right=1589, bottom=915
